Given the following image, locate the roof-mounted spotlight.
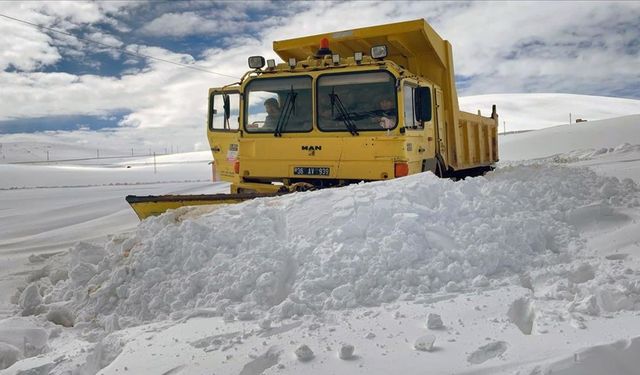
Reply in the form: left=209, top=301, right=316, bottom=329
left=288, top=58, right=297, bottom=69
left=371, top=45, right=388, bottom=59
left=266, top=59, right=276, bottom=69
left=354, top=52, right=363, bottom=64
left=332, top=54, right=340, bottom=65
left=248, top=56, right=265, bottom=69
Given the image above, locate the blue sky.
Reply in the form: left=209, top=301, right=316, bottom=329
left=0, top=0, right=639, bottom=138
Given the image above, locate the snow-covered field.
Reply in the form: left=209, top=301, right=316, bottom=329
left=1, top=113, right=640, bottom=374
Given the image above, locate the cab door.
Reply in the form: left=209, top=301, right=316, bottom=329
left=207, top=86, right=241, bottom=182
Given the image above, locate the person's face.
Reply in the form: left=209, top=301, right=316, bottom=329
left=380, top=98, right=394, bottom=111
left=265, top=103, right=277, bottom=115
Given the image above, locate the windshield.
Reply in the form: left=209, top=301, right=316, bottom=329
left=245, top=76, right=312, bottom=133
left=317, top=71, right=397, bottom=132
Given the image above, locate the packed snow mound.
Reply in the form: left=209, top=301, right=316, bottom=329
left=40, top=165, right=638, bottom=329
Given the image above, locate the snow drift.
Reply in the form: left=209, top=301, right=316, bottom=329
left=28, top=164, right=638, bottom=330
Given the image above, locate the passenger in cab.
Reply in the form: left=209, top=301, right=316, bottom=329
left=376, top=95, right=397, bottom=129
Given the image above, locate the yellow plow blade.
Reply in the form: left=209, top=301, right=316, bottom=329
left=125, top=192, right=286, bottom=220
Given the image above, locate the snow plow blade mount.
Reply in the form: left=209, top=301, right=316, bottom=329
left=126, top=192, right=286, bottom=220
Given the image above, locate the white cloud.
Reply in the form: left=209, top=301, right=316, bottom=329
left=139, top=12, right=219, bottom=37
left=0, top=1, right=140, bottom=71
left=0, top=21, right=61, bottom=71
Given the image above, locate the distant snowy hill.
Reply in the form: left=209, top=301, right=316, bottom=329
left=500, top=114, right=640, bottom=160
left=460, top=93, right=640, bottom=132
left=0, top=141, right=125, bottom=163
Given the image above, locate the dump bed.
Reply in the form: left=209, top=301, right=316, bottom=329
left=274, top=19, right=498, bottom=171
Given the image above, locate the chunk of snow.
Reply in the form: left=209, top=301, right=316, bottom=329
left=69, top=262, right=97, bottom=285
left=338, top=343, right=355, bottom=360
left=46, top=306, right=75, bottom=327
left=507, top=298, right=536, bottom=335
left=19, top=284, right=42, bottom=316
left=427, top=313, right=444, bottom=330
left=414, top=335, right=436, bottom=352
left=259, top=318, right=272, bottom=330
left=294, top=344, right=314, bottom=362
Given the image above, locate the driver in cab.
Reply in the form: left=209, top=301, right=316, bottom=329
left=262, top=98, right=281, bottom=129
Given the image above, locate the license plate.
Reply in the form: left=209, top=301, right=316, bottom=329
left=293, top=167, right=330, bottom=176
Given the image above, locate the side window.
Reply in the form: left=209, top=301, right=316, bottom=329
left=209, top=92, right=240, bottom=131
left=403, top=83, right=421, bottom=129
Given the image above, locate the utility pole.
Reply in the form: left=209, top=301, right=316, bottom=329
left=46, top=150, right=49, bottom=161
left=131, top=148, right=134, bottom=157
left=153, top=152, right=157, bottom=174
left=569, top=112, right=572, bottom=125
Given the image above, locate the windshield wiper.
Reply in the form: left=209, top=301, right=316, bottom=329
left=329, top=89, right=359, bottom=136
left=274, top=86, right=297, bottom=137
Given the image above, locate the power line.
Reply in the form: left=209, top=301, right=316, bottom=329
left=0, top=13, right=239, bottom=79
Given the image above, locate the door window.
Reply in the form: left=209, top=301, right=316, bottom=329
left=403, top=83, right=422, bottom=129
left=209, top=92, right=240, bottom=131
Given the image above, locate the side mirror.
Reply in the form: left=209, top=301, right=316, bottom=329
left=415, top=87, right=432, bottom=122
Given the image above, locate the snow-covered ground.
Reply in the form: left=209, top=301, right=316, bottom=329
left=1, top=113, right=640, bottom=374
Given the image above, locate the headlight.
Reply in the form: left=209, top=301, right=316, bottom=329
left=371, top=45, right=388, bottom=59
left=248, top=56, right=265, bottom=69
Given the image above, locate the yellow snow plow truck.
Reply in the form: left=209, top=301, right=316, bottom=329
left=127, top=19, right=499, bottom=219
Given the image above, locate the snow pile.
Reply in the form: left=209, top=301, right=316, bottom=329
left=26, top=165, right=639, bottom=330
